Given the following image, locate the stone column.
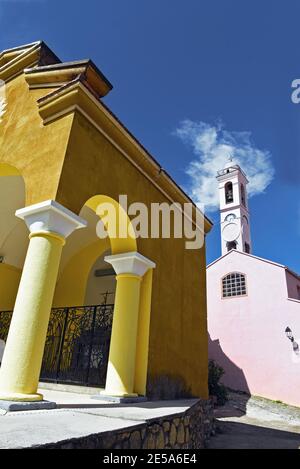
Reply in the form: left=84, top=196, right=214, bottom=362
left=0, top=200, right=86, bottom=402
left=101, top=252, right=155, bottom=399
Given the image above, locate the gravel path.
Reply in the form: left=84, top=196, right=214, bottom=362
left=208, top=392, right=300, bottom=449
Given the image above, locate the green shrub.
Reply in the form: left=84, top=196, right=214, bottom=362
left=208, top=360, right=228, bottom=405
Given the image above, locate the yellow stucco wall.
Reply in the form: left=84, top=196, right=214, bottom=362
left=0, top=264, right=21, bottom=311
left=54, top=112, right=209, bottom=398
left=0, top=75, right=74, bottom=206
left=1, top=48, right=211, bottom=398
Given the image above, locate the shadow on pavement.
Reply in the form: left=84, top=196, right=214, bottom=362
left=208, top=420, right=300, bottom=449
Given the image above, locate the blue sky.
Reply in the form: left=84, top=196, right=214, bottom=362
left=1, top=0, right=299, bottom=271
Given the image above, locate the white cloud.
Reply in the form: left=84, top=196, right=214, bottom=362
left=175, top=120, right=275, bottom=212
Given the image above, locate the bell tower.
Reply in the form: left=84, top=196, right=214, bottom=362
left=217, top=159, right=252, bottom=256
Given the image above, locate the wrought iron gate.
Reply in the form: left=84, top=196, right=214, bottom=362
left=0, top=304, right=114, bottom=388
left=0, top=311, right=12, bottom=343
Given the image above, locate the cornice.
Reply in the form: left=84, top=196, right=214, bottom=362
left=0, top=41, right=60, bottom=83
left=216, top=166, right=249, bottom=184
left=25, top=59, right=112, bottom=98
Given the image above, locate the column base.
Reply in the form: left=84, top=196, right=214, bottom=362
left=92, top=391, right=147, bottom=404
left=0, top=392, right=44, bottom=402
left=0, top=400, right=56, bottom=412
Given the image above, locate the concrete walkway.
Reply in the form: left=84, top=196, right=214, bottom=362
left=0, top=388, right=198, bottom=449
left=2, top=387, right=299, bottom=449
left=209, top=392, right=300, bottom=449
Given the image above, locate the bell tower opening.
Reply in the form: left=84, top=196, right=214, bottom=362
left=225, top=182, right=234, bottom=204
left=227, top=241, right=237, bottom=252
left=241, top=183, right=246, bottom=207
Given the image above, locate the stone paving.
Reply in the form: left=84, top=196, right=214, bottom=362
left=208, top=392, right=300, bottom=449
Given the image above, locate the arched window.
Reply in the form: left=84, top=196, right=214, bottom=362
left=227, top=241, right=237, bottom=251
left=225, top=182, right=233, bottom=204
left=241, top=184, right=246, bottom=207
left=222, top=272, right=247, bottom=298
left=225, top=213, right=236, bottom=222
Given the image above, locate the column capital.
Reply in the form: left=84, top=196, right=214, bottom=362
left=105, top=252, right=156, bottom=277
left=16, top=200, right=87, bottom=238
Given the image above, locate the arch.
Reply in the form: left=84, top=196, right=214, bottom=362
left=54, top=193, right=138, bottom=307
left=53, top=238, right=110, bottom=307
left=53, top=195, right=151, bottom=396
left=225, top=182, right=233, bottom=204
left=0, top=163, right=27, bottom=310
left=85, top=195, right=137, bottom=255
left=84, top=252, right=116, bottom=306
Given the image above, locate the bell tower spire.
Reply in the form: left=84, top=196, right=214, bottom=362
left=216, top=157, right=252, bottom=256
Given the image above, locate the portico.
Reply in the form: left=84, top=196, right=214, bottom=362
left=0, top=41, right=212, bottom=407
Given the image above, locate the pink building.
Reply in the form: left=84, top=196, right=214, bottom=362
left=207, top=162, right=300, bottom=407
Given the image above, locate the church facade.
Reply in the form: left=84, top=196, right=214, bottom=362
left=0, top=41, right=212, bottom=404
left=207, top=162, right=300, bottom=406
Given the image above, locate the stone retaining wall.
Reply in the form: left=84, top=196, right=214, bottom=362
left=37, top=399, right=215, bottom=450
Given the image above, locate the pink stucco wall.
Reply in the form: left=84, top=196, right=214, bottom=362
left=207, top=250, right=300, bottom=407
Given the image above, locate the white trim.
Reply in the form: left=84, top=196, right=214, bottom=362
left=207, top=249, right=300, bottom=279
left=0, top=42, right=40, bottom=72
left=105, top=252, right=156, bottom=277
left=16, top=200, right=87, bottom=238
left=0, top=41, right=41, bottom=57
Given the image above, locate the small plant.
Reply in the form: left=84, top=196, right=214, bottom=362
left=208, top=360, right=228, bottom=405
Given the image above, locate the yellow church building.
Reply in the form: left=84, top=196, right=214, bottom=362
left=0, top=41, right=212, bottom=406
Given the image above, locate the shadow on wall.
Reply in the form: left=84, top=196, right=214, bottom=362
left=208, top=334, right=250, bottom=414
left=147, top=374, right=193, bottom=400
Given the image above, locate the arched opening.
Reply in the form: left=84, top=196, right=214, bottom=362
left=41, top=194, right=139, bottom=388
left=241, top=183, right=246, bottom=207
left=53, top=194, right=137, bottom=307
left=84, top=252, right=116, bottom=306
left=227, top=241, right=237, bottom=252
left=0, top=164, right=28, bottom=312
left=225, top=182, right=233, bottom=204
